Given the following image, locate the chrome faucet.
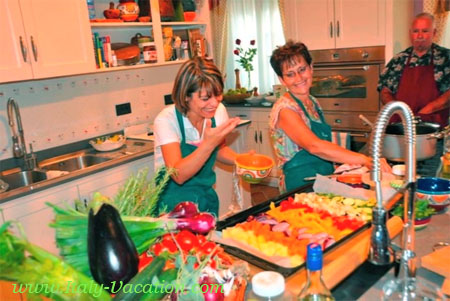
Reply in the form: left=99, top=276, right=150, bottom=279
left=368, top=101, right=417, bottom=279
left=6, top=97, right=37, bottom=170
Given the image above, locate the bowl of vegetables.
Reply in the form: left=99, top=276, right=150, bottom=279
left=90, top=134, right=126, bottom=152
left=392, top=199, right=435, bottom=230
left=235, top=153, right=274, bottom=184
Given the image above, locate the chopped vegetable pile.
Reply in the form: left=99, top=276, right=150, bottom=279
left=222, top=193, right=374, bottom=266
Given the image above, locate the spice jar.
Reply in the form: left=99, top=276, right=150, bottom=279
left=142, top=42, right=157, bottom=63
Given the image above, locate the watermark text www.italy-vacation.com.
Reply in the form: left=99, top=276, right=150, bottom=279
left=12, top=280, right=224, bottom=298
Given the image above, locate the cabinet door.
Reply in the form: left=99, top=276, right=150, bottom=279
left=0, top=0, right=33, bottom=82
left=19, top=0, right=96, bottom=79
left=335, top=0, right=386, bottom=48
left=1, top=184, right=78, bottom=254
left=283, top=0, right=335, bottom=50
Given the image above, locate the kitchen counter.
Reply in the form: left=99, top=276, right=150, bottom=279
left=0, top=120, right=252, bottom=204
left=224, top=100, right=274, bottom=108
left=0, top=139, right=154, bottom=204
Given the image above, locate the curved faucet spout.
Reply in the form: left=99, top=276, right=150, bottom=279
left=7, top=97, right=26, bottom=158
left=368, top=101, right=417, bottom=278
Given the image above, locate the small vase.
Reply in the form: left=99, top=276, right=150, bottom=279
left=117, top=0, right=139, bottom=22
left=247, top=71, right=252, bottom=91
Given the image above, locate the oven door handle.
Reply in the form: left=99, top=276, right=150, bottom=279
left=314, top=65, right=370, bottom=71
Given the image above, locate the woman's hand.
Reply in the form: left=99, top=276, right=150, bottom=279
left=203, top=117, right=241, bottom=148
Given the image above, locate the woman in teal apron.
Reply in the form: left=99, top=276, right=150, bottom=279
left=269, top=41, right=391, bottom=192
left=154, top=57, right=241, bottom=216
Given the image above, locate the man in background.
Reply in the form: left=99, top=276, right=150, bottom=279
left=378, top=12, right=449, bottom=128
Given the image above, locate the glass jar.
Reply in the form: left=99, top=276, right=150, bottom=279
left=143, top=42, right=157, bottom=63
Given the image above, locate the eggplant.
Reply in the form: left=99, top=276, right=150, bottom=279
left=88, top=203, right=138, bottom=290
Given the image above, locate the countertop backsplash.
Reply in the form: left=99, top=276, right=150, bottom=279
left=0, top=65, right=180, bottom=161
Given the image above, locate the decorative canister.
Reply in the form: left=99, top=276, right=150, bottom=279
left=117, top=0, right=139, bottom=22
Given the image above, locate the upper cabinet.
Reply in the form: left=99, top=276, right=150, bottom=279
left=0, top=0, right=212, bottom=83
left=283, top=0, right=386, bottom=50
left=0, top=0, right=96, bottom=84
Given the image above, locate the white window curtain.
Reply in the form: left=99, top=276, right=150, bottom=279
left=224, top=0, right=285, bottom=93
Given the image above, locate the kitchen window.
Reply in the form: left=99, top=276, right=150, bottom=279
left=224, top=0, right=285, bottom=93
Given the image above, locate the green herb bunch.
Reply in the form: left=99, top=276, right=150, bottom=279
left=392, top=199, right=435, bottom=219
left=233, top=39, right=257, bottom=72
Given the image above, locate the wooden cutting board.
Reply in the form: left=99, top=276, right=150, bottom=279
left=421, top=245, right=450, bottom=278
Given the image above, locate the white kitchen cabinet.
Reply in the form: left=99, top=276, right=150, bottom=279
left=0, top=0, right=96, bottom=83
left=0, top=182, right=79, bottom=254
left=283, top=0, right=386, bottom=50
left=0, top=156, right=154, bottom=254
left=227, top=108, right=279, bottom=181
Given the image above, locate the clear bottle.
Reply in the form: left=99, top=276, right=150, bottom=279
left=298, top=243, right=335, bottom=301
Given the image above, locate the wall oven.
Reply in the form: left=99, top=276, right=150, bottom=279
left=309, top=46, right=385, bottom=149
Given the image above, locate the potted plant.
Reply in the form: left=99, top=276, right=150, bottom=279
left=392, top=199, right=435, bottom=230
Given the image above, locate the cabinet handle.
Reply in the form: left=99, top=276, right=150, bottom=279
left=337, top=21, right=340, bottom=37
left=30, top=36, right=38, bottom=62
left=236, top=114, right=248, bottom=118
left=259, top=131, right=262, bottom=144
left=254, top=130, right=258, bottom=143
left=330, top=22, right=333, bottom=38
left=19, top=36, right=27, bottom=62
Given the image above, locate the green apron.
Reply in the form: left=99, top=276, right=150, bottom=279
left=157, top=109, right=220, bottom=216
left=283, top=93, right=334, bottom=191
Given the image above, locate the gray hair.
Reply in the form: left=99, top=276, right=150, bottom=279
left=414, top=12, right=436, bottom=29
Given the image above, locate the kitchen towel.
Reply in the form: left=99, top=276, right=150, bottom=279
left=332, top=131, right=351, bottom=149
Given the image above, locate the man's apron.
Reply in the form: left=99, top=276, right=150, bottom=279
left=392, top=51, right=447, bottom=127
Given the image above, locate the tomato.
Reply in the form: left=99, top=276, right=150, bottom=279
left=152, top=242, right=164, bottom=256
left=175, top=230, right=199, bottom=252
left=161, top=233, right=175, bottom=243
left=197, top=234, right=207, bottom=246
left=138, top=251, right=153, bottom=272
left=152, top=240, right=178, bottom=256
left=161, top=238, right=178, bottom=253
left=207, top=258, right=217, bottom=270
left=200, top=241, right=217, bottom=256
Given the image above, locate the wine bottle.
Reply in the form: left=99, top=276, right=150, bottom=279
left=298, top=243, right=335, bottom=301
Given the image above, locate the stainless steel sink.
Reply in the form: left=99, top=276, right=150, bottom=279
left=0, top=170, right=48, bottom=191
left=40, top=155, right=111, bottom=172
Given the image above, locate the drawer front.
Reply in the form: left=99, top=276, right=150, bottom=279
left=323, top=111, right=376, bottom=131
left=227, top=108, right=271, bottom=122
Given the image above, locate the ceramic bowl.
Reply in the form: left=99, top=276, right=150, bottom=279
left=414, top=216, right=432, bottom=231
left=245, top=95, right=265, bottom=105
left=89, top=135, right=126, bottom=152
left=235, top=153, right=274, bottom=184
left=416, top=177, right=450, bottom=212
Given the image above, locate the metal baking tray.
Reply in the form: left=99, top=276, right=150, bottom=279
left=216, top=184, right=372, bottom=277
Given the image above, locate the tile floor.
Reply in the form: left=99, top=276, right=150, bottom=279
left=250, top=183, right=280, bottom=205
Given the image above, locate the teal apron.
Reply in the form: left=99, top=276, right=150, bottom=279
left=157, top=109, right=220, bottom=216
left=283, top=93, right=334, bottom=191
